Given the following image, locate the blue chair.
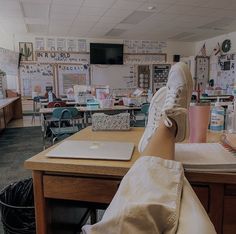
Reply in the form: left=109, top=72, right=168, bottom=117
left=50, top=107, right=81, bottom=144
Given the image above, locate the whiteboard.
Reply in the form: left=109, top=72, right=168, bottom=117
left=19, top=63, right=54, bottom=97
left=91, top=65, right=136, bottom=89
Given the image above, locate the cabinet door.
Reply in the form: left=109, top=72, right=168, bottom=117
left=0, top=108, right=5, bottom=132
left=223, top=185, right=236, bottom=234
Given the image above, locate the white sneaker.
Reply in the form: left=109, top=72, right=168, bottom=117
left=161, top=62, right=193, bottom=142
left=138, top=87, right=167, bottom=152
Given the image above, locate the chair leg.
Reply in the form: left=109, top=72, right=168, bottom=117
left=52, top=136, right=57, bottom=145
left=90, top=209, right=97, bottom=224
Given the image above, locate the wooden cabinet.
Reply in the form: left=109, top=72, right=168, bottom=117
left=0, top=108, right=5, bottom=132
left=0, top=97, right=23, bottom=133
left=185, top=172, right=236, bottom=233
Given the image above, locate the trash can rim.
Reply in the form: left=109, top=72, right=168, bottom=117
left=0, top=179, right=35, bottom=209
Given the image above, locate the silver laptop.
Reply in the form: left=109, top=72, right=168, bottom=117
left=46, top=140, right=134, bottom=161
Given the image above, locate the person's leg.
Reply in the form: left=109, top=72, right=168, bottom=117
left=142, top=119, right=176, bottom=161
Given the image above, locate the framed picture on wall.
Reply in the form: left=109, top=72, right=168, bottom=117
left=19, top=42, right=34, bottom=61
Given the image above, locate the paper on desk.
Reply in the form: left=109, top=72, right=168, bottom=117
left=175, top=143, right=236, bottom=172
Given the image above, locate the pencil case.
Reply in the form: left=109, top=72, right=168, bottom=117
left=92, top=113, right=130, bottom=131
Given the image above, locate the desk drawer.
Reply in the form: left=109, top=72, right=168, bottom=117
left=44, top=175, right=120, bottom=204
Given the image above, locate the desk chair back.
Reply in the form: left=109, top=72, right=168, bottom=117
left=50, top=107, right=80, bottom=144
left=47, top=101, right=66, bottom=108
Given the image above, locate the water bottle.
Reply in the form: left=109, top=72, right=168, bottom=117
left=48, top=91, right=53, bottom=102
left=225, top=104, right=234, bottom=133
left=147, top=89, right=153, bottom=103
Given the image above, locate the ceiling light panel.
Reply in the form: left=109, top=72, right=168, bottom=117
left=121, top=11, right=154, bottom=24
left=21, top=2, right=50, bottom=18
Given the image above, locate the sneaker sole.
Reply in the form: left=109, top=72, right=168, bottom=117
left=176, top=62, right=193, bottom=142
left=138, top=87, right=166, bottom=152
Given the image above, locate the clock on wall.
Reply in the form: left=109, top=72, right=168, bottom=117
left=222, top=39, right=231, bottom=53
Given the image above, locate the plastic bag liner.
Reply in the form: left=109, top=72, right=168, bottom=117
left=0, top=178, right=35, bottom=234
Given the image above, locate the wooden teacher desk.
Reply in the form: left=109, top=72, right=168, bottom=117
left=25, top=127, right=236, bottom=234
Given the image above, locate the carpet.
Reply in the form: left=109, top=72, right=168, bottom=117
left=0, top=126, right=43, bottom=234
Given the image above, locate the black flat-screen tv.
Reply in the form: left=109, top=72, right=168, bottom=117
left=90, top=43, right=123, bottom=65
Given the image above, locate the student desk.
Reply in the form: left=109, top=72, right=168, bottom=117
left=24, top=128, right=236, bottom=234
left=40, top=105, right=141, bottom=131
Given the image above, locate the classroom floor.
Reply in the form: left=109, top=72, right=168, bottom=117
left=7, top=115, right=40, bottom=128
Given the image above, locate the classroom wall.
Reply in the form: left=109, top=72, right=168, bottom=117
left=0, top=30, right=14, bottom=51
left=10, top=33, right=196, bottom=63
left=195, top=31, right=236, bottom=55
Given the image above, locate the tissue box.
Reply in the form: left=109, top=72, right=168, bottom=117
left=99, top=99, right=114, bottom=109
left=92, top=113, right=130, bottom=131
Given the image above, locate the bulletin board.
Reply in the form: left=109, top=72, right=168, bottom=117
left=19, top=63, right=55, bottom=97
left=57, top=64, right=90, bottom=95
left=209, top=53, right=236, bottom=93
left=195, top=56, right=210, bottom=90
left=91, top=65, right=136, bottom=90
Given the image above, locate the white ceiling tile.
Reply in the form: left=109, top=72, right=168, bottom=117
left=50, top=17, right=73, bottom=24
left=71, top=21, right=97, bottom=29
left=0, top=9, right=23, bottom=18
left=83, top=0, right=116, bottom=8
left=94, top=21, right=117, bottom=29
left=78, top=6, right=107, bottom=16
left=25, top=17, right=49, bottom=25
left=2, top=22, right=27, bottom=33
left=112, top=0, right=143, bottom=10
left=137, top=2, right=171, bottom=12
left=52, top=0, right=83, bottom=5
left=99, top=16, right=123, bottom=24
left=115, top=23, right=134, bottom=29
left=161, top=5, right=195, bottom=15
left=27, top=24, right=48, bottom=33
left=74, top=15, right=101, bottom=23
left=103, top=8, right=133, bottom=18
left=22, top=2, right=50, bottom=18
left=175, top=0, right=209, bottom=7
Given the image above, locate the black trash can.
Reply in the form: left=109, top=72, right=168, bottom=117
left=0, top=178, right=35, bottom=234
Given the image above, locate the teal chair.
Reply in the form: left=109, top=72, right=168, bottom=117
left=141, top=103, right=150, bottom=126
left=50, top=107, right=81, bottom=144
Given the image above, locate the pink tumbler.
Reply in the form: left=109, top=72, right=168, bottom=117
left=189, top=103, right=211, bottom=143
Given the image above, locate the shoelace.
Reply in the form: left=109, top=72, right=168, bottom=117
left=161, top=87, right=187, bottom=128
left=146, top=104, right=162, bottom=128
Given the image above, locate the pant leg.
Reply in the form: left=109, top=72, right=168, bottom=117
left=82, top=156, right=184, bottom=234
left=176, top=178, right=216, bottom=234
